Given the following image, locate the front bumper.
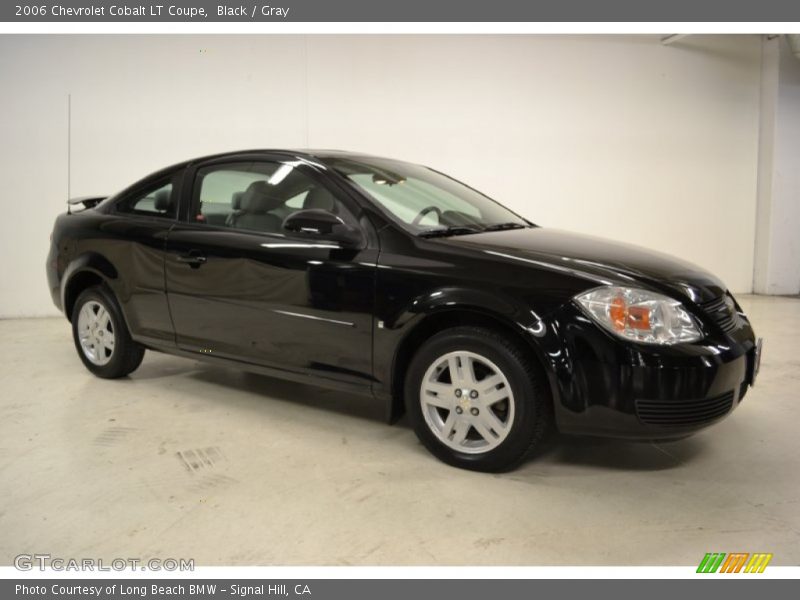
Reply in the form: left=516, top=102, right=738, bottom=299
left=546, top=303, right=759, bottom=440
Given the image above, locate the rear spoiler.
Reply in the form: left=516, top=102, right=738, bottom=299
left=67, top=196, right=106, bottom=213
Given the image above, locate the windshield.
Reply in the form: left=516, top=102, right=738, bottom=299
left=323, top=156, right=529, bottom=236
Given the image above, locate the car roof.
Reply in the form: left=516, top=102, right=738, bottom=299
left=107, top=149, right=409, bottom=206
left=182, top=148, right=406, bottom=166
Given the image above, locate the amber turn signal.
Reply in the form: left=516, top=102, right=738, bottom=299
left=609, top=295, right=651, bottom=332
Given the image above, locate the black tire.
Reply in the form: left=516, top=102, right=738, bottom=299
left=71, top=285, right=145, bottom=379
left=405, top=326, right=551, bottom=472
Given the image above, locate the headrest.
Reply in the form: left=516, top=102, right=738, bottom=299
left=240, top=181, right=282, bottom=213
left=231, top=191, right=243, bottom=210
left=153, top=189, right=173, bottom=212
left=303, top=186, right=337, bottom=212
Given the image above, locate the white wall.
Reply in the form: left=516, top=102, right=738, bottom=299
left=754, top=36, right=800, bottom=295
left=0, top=34, right=763, bottom=317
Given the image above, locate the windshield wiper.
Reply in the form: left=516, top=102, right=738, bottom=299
left=417, top=225, right=484, bottom=238
left=482, top=222, right=527, bottom=232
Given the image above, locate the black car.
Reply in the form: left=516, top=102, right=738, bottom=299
left=47, top=149, right=762, bottom=471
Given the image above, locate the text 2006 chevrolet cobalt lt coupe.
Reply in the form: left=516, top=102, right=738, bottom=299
left=47, top=150, right=762, bottom=471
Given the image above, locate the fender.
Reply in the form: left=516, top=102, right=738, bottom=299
left=374, top=285, right=571, bottom=423
left=391, top=286, right=522, bottom=330
left=60, top=252, right=119, bottom=319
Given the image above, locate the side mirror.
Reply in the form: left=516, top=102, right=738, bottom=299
left=282, top=209, right=363, bottom=248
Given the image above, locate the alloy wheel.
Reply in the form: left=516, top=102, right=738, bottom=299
left=76, top=300, right=115, bottom=366
left=419, top=350, right=515, bottom=454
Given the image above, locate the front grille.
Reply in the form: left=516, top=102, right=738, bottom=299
left=635, top=392, right=734, bottom=426
left=699, top=294, right=744, bottom=333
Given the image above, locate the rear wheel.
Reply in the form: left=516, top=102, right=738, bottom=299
left=405, top=326, right=551, bottom=472
left=71, top=286, right=144, bottom=378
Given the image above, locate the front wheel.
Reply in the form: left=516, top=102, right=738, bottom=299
left=71, top=285, right=145, bottom=379
left=405, top=326, right=551, bottom=472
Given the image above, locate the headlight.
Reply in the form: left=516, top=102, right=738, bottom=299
left=574, top=286, right=701, bottom=345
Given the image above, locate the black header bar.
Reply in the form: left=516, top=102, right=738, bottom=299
left=3, top=0, right=800, bottom=23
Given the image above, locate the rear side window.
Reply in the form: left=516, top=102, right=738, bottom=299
left=116, top=180, right=176, bottom=218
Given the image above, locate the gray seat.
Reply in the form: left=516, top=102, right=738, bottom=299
left=231, top=191, right=243, bottom=211
left=229, top=182, right=282, bottom=233
left=153, top=188, right=174, bottom=214
left=303, top=186, right=338, bottom=212
left=224, top=191, right=245, bottom=226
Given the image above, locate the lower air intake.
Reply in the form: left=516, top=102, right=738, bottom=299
left=635, top=392, right=734, bottom=426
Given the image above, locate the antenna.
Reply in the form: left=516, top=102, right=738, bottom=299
left=67, top=93, right=71, bottom=214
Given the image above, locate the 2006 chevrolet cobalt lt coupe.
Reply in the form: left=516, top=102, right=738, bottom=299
left=47, top=150, right=762, bottom=471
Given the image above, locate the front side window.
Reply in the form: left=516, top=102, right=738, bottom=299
left=323, top=157, right=529, bottom=235
left=116, top=181, right=175, bottom=218
left=194, top=161, right=350, bottom=234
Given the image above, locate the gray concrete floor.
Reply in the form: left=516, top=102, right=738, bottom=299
left=0, top=295, right=798, bottom=566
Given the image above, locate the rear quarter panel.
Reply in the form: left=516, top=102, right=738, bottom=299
left=50, top=210, right=175, bottom=346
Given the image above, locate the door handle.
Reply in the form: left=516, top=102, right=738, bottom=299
left=176, top=251, right=207, bottom=268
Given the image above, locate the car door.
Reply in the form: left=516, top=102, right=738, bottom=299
left=164, top=157, right=377, bottom=388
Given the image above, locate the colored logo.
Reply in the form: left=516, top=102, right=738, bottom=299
left=697, top=552, right=773, bottom=573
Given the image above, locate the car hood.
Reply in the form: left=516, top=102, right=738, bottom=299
left=441, top=227, right=726, bottom=304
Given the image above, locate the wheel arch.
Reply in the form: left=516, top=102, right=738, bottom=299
left=61, top=253, right=119, bottom=321
left=387, top=304, right=557, bottom=423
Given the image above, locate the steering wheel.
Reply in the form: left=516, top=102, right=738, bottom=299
left=412, top=205, right=443, bottom=226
